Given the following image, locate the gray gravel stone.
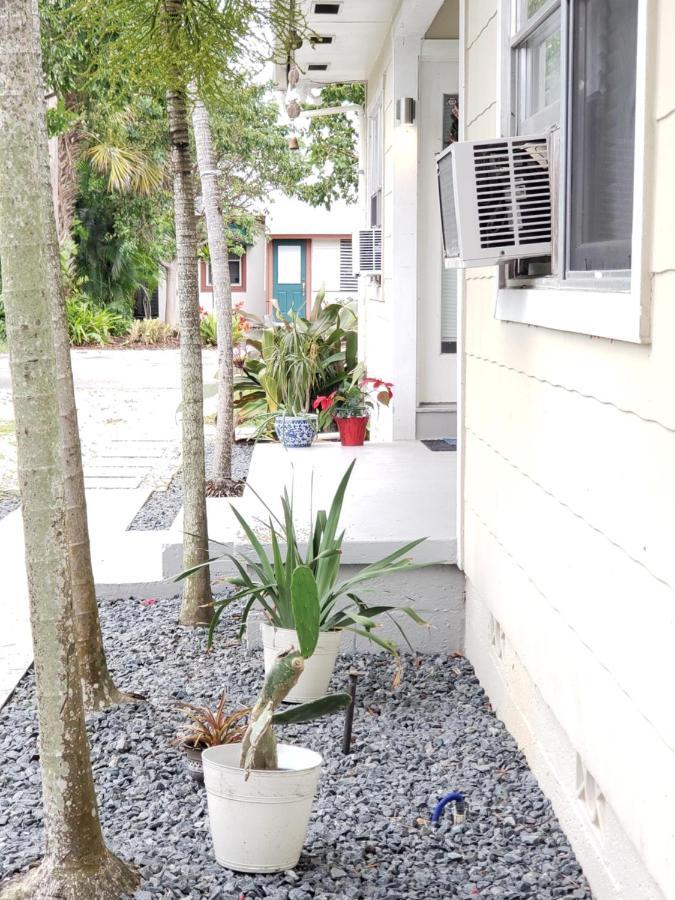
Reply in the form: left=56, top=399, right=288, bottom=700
left=128, top=440, right=253, bottom=530
left=0, top=595, right=594, bottom=900
left=0, top=491, right=20, bottom=521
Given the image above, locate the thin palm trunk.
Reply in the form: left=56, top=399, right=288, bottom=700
left=192, top=94, right=234, bottom=490
left=0, top=3, right=137, bottom=897
left=46, top=169, right=140, bottom=712
left=54, top=93, right=80, bottom=245
left=167, top=84, right=214, bottom=626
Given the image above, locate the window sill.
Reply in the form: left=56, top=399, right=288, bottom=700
left=495, top=286, right=650, bottom=344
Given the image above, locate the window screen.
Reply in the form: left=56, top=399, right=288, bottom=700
left=567, top=0, right=637, bottom=272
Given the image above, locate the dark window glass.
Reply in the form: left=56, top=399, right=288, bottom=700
left=568, top=0, right=638, bottom=272
left=228, top=257, right=241, bottom=286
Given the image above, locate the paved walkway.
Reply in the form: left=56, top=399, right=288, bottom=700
left=0, top=347, right=218, bottom=707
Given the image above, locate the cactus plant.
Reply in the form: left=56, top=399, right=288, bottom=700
left=239, top=567, right=350, bottom=774
left=240, top=649, right=350, bottom=774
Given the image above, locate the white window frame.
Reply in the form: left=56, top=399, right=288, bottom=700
left=206, top=254, right=243, bottom=288
left=367, top=97, right=383, bottom=228
left=494, top=0, right=654, bottom=344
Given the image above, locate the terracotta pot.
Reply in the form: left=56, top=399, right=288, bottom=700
left=335, top=415, right=368, bottom=446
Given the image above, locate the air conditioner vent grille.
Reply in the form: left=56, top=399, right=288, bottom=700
left=473, top=138, right=551, bottom=250
left=354, top=228, right=382, bottom=275
left=437, top=133, right=552, bottom=268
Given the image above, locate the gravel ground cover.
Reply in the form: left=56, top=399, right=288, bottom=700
left=0, top=595, right=593, bottom=900
left=0, top=491, right=20, bottom=521
left=129, top=442, right=254, bottom=530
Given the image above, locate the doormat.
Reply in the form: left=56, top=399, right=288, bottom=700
left=422, top=438, right=457, bottom=452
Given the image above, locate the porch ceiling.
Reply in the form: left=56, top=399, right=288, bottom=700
left=294, top=0, right=399, bottom=84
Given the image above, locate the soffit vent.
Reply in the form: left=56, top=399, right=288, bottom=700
left=312, top=2, right=341, bottom=14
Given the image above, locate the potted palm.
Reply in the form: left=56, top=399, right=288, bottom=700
left=202, top=570, right=350, bottom=872
left=175, top=694, right=249, bottom=782
left=197, top=461, right=430, bottom=702
left=313, top=375, right=394, bottom=447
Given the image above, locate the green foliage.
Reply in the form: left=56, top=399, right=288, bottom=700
left=297, top=83, right=365, bottom=209
left=290, top=566, right=320, bottom=659
left=199, top=310, right=218, bottom=346
left=234, top=291, right=359, bottom=430
left=70, top=0, right=299, bottom=103
left=73, top=163, right=173, bottom=306
left=179, top=462, right=430, bottom=658
left=127, top=318, right=176, bottom=345
left=66, top=295, right=124, bottom=345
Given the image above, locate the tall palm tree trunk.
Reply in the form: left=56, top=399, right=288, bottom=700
left=192, top=95, right=234, bottom=490
left=45, top=175, right=140, bottom=711
left=0, top=3, right=137, bottom=897
left=167, top=86, right=214, bottom=626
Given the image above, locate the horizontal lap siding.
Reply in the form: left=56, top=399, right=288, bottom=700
left=462, top=0, right=675, bottom=896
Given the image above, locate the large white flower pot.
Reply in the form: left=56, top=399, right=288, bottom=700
left=202, top=743, right=322, bottom=872
left=261, top=624, right=341, bottom=703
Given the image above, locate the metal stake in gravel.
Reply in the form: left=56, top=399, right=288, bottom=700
left=342, top=668, right=364, bottom=754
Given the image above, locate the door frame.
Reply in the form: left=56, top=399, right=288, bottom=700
left=267, top=237, right=312, bottom=316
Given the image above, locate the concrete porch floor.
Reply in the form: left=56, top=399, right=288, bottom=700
left=163, top=440, right=465, bottom=652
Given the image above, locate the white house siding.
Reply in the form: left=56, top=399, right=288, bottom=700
left=359, top=1, right=460, bottom=441
left=460, top=2, right=674, bottom=899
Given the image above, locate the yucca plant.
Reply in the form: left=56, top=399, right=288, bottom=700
left=178, top=461, right=430, bottom=659
left=239, top=566, right=351, bottom=774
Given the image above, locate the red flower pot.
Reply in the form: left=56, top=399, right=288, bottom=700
left=335, top=416, right=369, bottom=446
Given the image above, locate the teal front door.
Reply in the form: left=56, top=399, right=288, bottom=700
left=273, top=240, right=306, bottom=317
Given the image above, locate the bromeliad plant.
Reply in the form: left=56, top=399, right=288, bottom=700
left=176, top=694, right=250, bottom=750
left=240, top=566, right=351, bottom=775
left=198, top=461, right=428, bottom=660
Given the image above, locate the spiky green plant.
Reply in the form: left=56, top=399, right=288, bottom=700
left=239, top=568, right=350, bottom=774
left=177, top=462, right=431, bottom=662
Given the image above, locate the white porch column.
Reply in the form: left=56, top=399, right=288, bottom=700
left=390, top=30, right=421, bottom=440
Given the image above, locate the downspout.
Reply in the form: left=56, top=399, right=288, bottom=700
left=456, top=0, right=467, bottom=571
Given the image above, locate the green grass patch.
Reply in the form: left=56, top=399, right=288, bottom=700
left=0, top=420, right=16, bottom=436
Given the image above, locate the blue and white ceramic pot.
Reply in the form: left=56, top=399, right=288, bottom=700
left=274, top=414, right=318, bottom=448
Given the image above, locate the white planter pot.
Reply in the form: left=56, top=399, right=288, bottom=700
left=261, top=624, right=341, bottom=703
left=202, top=743, right=322, bottom=872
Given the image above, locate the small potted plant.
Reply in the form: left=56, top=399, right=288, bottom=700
left=202, top=573, right=350, bottom=873
left=313, top=375, right=394, bottom=447
left=190, top=462, right=430, bottom=703
left=176, top=694, right=249, bottom=782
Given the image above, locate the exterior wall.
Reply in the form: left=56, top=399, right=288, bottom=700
left=310, top=237, right=356, bottom=306
left=459, top=2, right=674, bottom=899
left=417, top=41, right=458, bottom=405
left=195, top=235, right=267, bottom=321
left=360, top=0, right=460, bottom=441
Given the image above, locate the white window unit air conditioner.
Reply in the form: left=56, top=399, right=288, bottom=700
left=353, top=228, right=382, bottom=276
left=436, top=134, right=552, bottom=268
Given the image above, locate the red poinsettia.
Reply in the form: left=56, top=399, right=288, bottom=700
left=361, top=377, right=394, bottom=407
left=312, top=392, right=337, bottom=412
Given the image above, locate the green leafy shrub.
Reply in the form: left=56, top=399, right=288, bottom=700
left=234, top=290, right=359, bottom=432
left=127, top=318, right=176, bottom=345
left=105, top=297, right=135, bottom=336
left=66, top=295, right=122, bottom=346
left=199, top=309, right=218, bottom=346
